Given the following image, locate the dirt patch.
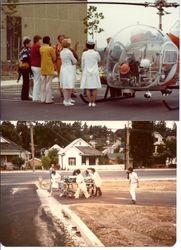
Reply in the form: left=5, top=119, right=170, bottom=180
left=71, top=204, right=176, bottom=247
left=70, top=180, right=176, bottom=247
left=102, top=180, right=176, bottom=192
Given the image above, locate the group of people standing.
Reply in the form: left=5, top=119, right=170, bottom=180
left=18, top=34, right=101, bottom=107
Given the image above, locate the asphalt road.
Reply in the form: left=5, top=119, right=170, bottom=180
left=0, top=169, right=176, bottom=185
left=56, top=189, right=176, bottom=208
left=0, top=184, right=75, bottom=247
left=0, top=170, right=176, bottom=246
left=1, top=83, right=179, bottom=120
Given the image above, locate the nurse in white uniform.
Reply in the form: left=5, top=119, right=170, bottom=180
left=127, top=167, right=139, bottom=204
left=80, top=41, right=101, bottom=107
left=60, top=39, right=77, bottom=106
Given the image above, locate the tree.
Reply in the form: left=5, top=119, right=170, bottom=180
left=48, top=149, right=59, bottom=165
left=41, top=156, right=51, bottom=170
left=83, top=5, right=104, bottom=39
left=0, top=121, right=21, bottom=145
left=165, top=138, right=176, bottom=162
left=12, top=156, right=25, bottom=169
left=130, top=121, right=154, bottom=167
left=153, top=121, right=167, bottom=136
left=16, top=121, right=30, bottom=150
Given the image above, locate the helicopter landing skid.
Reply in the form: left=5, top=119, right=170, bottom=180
left=162, top=100, right=179, bottom=111
left=80, top=86, right=135, bottom=103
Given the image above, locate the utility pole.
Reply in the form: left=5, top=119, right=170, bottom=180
left=125, top=121, right=130, bottom=170
left=29, top=122, right=35, bottom=173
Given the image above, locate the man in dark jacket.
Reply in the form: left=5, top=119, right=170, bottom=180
left=19, top=37, right=32, bottom=100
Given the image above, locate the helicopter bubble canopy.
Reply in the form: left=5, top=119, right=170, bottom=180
left=106, top=24, right=178, bottom=89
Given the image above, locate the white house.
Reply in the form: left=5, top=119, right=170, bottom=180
left=153, top=131, right=165, bottom=155
left=58, top=138, right=102, bottom=170
left=44, top=144, right=63, bottom=156
left=0, top=136, right=31, bottom=166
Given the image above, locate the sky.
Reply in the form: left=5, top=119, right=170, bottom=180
left=8, top=120, right=175, bottom=130
left=63, top=120, right=175, bottom=130
left=88, top=0, right=180, bottom=48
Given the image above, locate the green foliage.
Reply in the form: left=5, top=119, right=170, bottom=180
left=116, top=156, right=124, bottom=164
left=41, top=156, right=51, bottom=170
left=11, top=156, right=25, bottom=168
left=165, top=138, right=176, bottom=160
left=16, top=121, right=30, bottom=150
left=41, top=149, right=58, bottom=169
left=0, top=121, right=21, bottom=145
left=130, top=121, right=154, bottom=167
left=83, top=5, right=104, bottom=39
left=48, top=149, right=59, bottom=165
left=99, top=155, right=109, bottom=165
left=157, top=144, right=166, bottom=154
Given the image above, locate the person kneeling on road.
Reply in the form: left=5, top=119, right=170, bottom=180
left=74, top=169, right=90, bottom=199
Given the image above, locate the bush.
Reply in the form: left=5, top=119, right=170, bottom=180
left=11, top=156, right=25, bottom=169
left=41, top=156, right=51, bottom=170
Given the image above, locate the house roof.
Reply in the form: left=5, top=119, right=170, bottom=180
left=0, top=136, right=29, bottom=154
left=76, top=146, right=102, bottom=156
left=59, top=138, right=90, bottom=154
left=48, top=144, right=63, bottom=151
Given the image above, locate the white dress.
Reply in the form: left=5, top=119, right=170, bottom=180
left=80, top=49, right=101, bottom=89
left=60, top=48, right=77, bottom=89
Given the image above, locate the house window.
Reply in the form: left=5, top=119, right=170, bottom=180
left=89, top=157, right=96, bottom=165
left=82, top=156, right=86, bottom=165
left=68, top=157, right=76, bottom=166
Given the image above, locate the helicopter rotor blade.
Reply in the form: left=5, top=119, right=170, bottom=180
left=1, top=0, right=179, bottom=7
left=0, top=1, right=150, bottom=7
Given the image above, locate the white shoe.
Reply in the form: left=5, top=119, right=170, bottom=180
left=70, top=99, right=76, bottom=103
left=63, top=101, right=74, bottom=106
left=88, top=102, right=92, bottom=107
left=92, top=103, right=96, bottom=107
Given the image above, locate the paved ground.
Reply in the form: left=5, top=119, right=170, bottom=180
left=54, top=189, right=176, bottom=208
left=0, top=184, right=76, bottom=247
left=1, top=81, right=179, bottom=120
left=0, top=179, right=176, bottom=246
left=0, top=169, right=176, bottom=185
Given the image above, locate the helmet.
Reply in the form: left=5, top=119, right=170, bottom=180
left=140, top=59, right=150, bottom=68
left=119, top=63, right=130, bottom=75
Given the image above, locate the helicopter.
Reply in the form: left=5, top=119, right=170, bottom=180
left=78, top=1, right=180, bottom=106
left=2, top=0, right=180, bottom=108
left=96, top=22, right=179, bottom=100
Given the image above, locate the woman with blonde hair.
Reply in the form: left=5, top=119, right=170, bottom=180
left=60, top=39, right=77, bottom=106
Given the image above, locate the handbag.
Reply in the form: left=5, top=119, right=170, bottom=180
left=19, top=60, right=29, bottom=69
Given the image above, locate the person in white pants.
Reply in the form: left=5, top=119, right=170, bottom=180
left=127, top=167, right=139, bottom=204
left=40, top=75, right=54, bottom=103
left=74, top=169, right=90, bottom=199
left=30, top=35, right=42, bottom=101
